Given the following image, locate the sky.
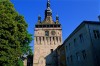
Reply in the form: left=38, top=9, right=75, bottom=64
left=10, top=0, right=100, bottom=51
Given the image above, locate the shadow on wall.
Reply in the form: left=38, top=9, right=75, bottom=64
left=45, top=49, right=58, bottom=66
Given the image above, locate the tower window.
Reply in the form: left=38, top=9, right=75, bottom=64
left=47, top=25, right=50, bottom=28
left=36, top=37, right=37, bottom=41
left=43, top=37, right=44, bottom=41
left=35, top=25, right=38, bottom=28
left=56, top=37, right=58, bottom=42
left=53, top=37, right=54, bottom=41
left=54, top=25, right=57, bottom=27
left=59, top=37, right=61, bottom=42
left=40, top=25, right=42, bottom=28
left=50, top=37, right=51, bottom=41
left=39, top=37, right=41, bottom=44
left=58, top=25, right=60, bottom=27
left=93, top=30, right=100, bottom=39
left=43, top=25, right=46, bottom=28
left=50, top=25, right=53, bottom=27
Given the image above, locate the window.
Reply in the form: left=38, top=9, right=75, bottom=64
left=70, top=55, right=73, bottom=62
left=58, top=37, right=61, bottom=42
left=58, top=25, right=60, bottom=27
left=39, top=37, right=41, bottom=43
left=53, top=37, right=55, bottom=44
left=54, top=25, right=57, bottom=27
left=35, top=25, right=38, bottom=28
left=79, top=34, right=84, bottom=43
left=50, top=37, right=51, bottom=41
left=43, top=37, right=44, bottom=41
left=74, top=38, right=76, bottom=45
left=82, top=50, right=87, bottom=59
left=93, top=30, right=100, bottom=39
left=43, top=25, right=46, bottom=28
left=56, top=37, right=58, bottom=42
left=50, top=25, right=53, bottom=27
left=76, top=52, right=80, bottom=61
left=53, top=37, right=54, bottom=41
left=69, top=43, right=70, bottom=50
left=36, top=37, right=37, bottom=41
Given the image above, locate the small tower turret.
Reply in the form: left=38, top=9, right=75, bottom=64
left=38, top=15, right=41, bottom=24
left=56, top=15, right=59, bottom=24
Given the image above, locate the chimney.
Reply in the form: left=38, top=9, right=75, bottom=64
left=98, top=15, right=100, bottom=22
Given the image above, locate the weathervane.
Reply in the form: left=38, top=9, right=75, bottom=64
left=47, top=0, right=50, bottom=7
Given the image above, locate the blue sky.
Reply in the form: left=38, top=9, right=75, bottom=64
left=10, top=0, right=100, bottom=51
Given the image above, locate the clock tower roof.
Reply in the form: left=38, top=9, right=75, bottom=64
left=37, top=0, right=60, bottom=25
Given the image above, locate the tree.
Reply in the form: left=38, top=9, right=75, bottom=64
left=0, top=0, right=32, bottom=66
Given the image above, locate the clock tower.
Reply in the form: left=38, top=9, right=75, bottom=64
left=33, top=0, right=62, bottom=66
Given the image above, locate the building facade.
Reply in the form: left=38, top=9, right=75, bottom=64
left=33, top=0, right=62, bottom=66
left=64, top=21, right=100, bottom=66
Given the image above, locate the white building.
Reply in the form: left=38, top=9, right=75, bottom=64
left=64, top=21, right=100, bottom=66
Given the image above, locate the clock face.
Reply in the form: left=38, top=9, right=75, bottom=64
left=51, top=31, right=56, bottom=35
left=45, top=31, right=49, bottom=36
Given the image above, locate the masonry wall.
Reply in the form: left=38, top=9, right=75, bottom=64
left=33, top=27, right=62, bottom=66
left=65, top=24, right=95, bottom=66
left=87, top=24, right=100, bottom=66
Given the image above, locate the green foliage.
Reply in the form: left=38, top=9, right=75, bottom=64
left=17, top=59, right=24, bottom=66
left=0, top=0, right=32, bottom=66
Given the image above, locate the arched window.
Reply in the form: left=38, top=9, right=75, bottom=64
left=39, top=37, right=41, bottom=44
left=56, top=37, right=58, bottom=42
left=60, top=37, right=61, bottom=42
left=36, top=37, right=37, bottom=41
left=53, top=37, right=54, bottom=41
left=43, top=37, right=44, bottom=41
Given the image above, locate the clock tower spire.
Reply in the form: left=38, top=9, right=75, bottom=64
left=44, top=0, right=53, bottom=23
left=45, top=0, right=52, bottom=17
left=47, top=0, right=50, bottom=8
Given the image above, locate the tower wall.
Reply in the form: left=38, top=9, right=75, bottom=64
left=33, top=27, right=62, bottom=66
